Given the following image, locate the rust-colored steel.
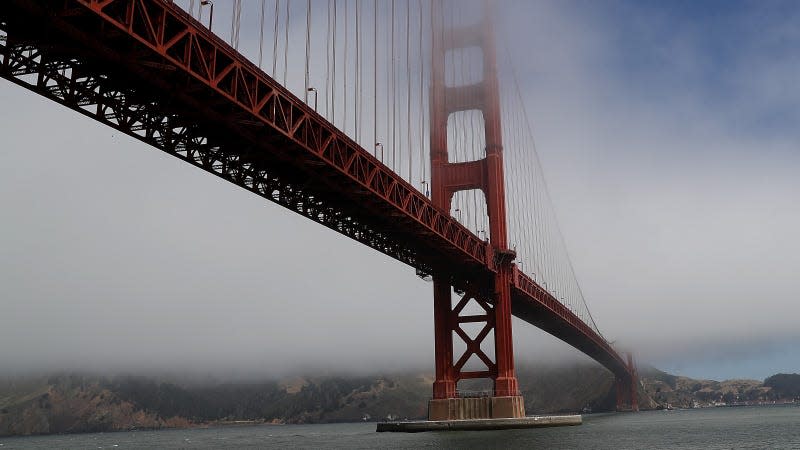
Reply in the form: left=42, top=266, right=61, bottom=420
left=0, top=0, right=637, bottom=399
left=429, top=0, right=519, bottom=398
left=628, top=352, right=640, bottom=412
left=511, top=269, right=630, bottom=375
left=613, top=354, right=639, bottom=411
left=0, top=0, right=489, bottom=279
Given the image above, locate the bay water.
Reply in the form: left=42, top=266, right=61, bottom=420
left=1, top=404, right=797, bottom=449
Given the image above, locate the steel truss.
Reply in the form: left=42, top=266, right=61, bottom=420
left=0, top=0, right=489, bottom=282
left=0, top=0, right=637, bottom=402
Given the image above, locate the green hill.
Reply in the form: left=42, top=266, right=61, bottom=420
left=764, top=374, right=800, bottom=399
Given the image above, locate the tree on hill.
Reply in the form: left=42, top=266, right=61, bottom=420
left=764, top=374, right=800, bottom=399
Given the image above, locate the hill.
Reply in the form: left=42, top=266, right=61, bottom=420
left=1, top=367, right=797, bottom=436
left=764, top=373, right=800, bottom=399
left=638, top=367, right=796, bottom=409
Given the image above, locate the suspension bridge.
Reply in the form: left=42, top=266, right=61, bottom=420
left=0, top=0, right=639, bottom=421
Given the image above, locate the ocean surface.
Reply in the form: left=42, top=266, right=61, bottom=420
left=1, top=405, right=798, bottom=449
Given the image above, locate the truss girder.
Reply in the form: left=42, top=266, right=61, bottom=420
left=0, top=0, right=492, bottom=281
left=0, top=0, right=636, bottom=385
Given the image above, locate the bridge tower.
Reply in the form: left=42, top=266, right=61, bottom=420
left=615, top=353, right=640, bottom=412
left=427, top=0, right=525, bottom=420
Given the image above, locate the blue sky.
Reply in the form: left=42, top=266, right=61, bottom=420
left=579, top=0, right=800, bottom=142
left=663, top=340, right=800, bottom=381
left=501, top=0, right=800, bottom=380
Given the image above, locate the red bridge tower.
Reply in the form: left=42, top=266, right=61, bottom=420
left=427, top=0, right=525, bottom=420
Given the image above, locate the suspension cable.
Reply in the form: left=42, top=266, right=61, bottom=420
left=405, top=0, right=412, bottom=182
left=282, top=0, right=289, bottom=86
left=258, top=0, right=266, bottom=68
left=272, top=0, right=279, bottom=77
left=304, top=0, right=311, bottom=103
left=373, top=0, right=378, bottom=159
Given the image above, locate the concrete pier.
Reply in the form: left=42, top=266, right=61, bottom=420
left=427, top=396, right=526, bottom=420
left=376, top=415, right=582, bottom=432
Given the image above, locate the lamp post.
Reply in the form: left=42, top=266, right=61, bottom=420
left=307, top=87, right=318, bottom=111
left=200, top=0, right=214, bottom=31
left=374, top=142, right=383, bottom=161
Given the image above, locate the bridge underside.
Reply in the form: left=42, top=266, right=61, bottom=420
left=0, top=0, right=638, bottom=413
left=0, top=0, right=490, bottom=288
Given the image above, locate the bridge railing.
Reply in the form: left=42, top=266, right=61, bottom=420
left=512, top=267, right=630, bottom=377
left=26, top=0, right=493, bottom=274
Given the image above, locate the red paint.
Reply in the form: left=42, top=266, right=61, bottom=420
left=429, top=0, right=518, bottom=398
left=0, top=0, right=638, bottom=405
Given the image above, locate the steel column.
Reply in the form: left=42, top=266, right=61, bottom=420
left=432, top=275, right=457, bottom=399
left=429, top=0, right=519, bottom=399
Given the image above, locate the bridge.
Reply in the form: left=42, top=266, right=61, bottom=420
left=0, top=0, right=638, bottom=419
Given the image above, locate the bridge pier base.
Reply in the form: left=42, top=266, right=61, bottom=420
left=378, top=414, right=581, bottom=433
left=428, top=396, right=525, bottom=421
left=430, top=274, right=526, bottom=420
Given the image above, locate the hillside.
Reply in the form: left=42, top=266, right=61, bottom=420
left=638, top=367, right=797, bottom=409
left=1, top=367, right=797, bottom=436
left=0, top=375, right=189, bottom=436
left=764, top=374, right=800, bottom=399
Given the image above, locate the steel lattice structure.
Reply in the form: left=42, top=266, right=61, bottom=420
left=0, top=0, right=638, bottom=414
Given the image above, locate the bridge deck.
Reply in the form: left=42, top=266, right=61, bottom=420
left=0, top=0, right=632, bottom=383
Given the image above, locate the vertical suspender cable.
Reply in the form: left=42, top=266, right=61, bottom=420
left=332, top=0, right=338, bottom=124
left=258, top=0, right=266, bottom=69
left=385, top=0, right=391, bottom=166
left=283, top=0, right=290, bottom=86
left=418, top=0, right=426, bottom=188
left=230, top=0, right=241, bottom=50
left=406, top=0, right=411, bottom=182
left=326, top=0, right=332, bottom=117
left=373, top=0, right=378, bottom=159
left=237, top=0, right=242, bottom=49
left=390, top=0, right=396, bottom=171
left=355, top=0, right=361, bottom=145
left=344, top=0, right=349, bottom=135
left=304, top=0, right=311, bottom=103
left=272, top=0, right=279, bottom=77
left=230, top=1, right=235, bottom=45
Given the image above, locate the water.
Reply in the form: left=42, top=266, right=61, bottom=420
left=1, top=405, right=798, bottom=449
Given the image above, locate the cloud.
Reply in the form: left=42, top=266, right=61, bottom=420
left=497, top=0, right=800, bottom=375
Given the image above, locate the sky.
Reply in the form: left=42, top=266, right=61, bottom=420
left=1, top=0, right=799, bottom=382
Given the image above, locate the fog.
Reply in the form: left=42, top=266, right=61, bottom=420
left=1, top=0, right=799, bottom=381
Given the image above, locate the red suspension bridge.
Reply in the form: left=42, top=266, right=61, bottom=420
left=0, top=0, right=638, bottom=419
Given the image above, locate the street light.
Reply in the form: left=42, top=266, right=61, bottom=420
left=307, top=87, right=318, bottom=111
left=200, top=0, right=214, bottom=31
left=478, top=230, right=487, bottom=241
left=421, top=180, right=429, bottom=197
left=454, top=208, right=461, bottom=221
left=375, top=142, right=383, bottom=161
